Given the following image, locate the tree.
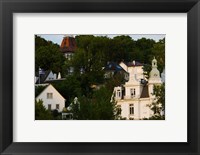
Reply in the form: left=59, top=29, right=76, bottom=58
left=35, top=85, right=46, bottom=97
left=151, top=38, right=165, bottom=72
left=134, top=38, right=155, bottom=64
left=35, top=35, right=49, bottom=51
left=35, top=40, right=66, bottom=74
left=68, top=87, right=119, bottom=120
left=142, top=64, right=151, bottom=79
left=109, top=35, right=135, bottom=62
left=105, top=73, right=124, bottom=92
left=35, top=99, right=53, bottom=120
left=148, top=83, right=165, bottom=120
left=52, top=75, right=82, bottom=106
left=35, top=35, right=68, bottom=76
left=69, top=35, right=109, bottom=85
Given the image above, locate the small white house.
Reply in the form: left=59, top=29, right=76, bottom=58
left=36, top=84, right=65, bottom=112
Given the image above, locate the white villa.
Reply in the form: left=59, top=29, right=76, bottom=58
left=36, top=84, right=66, bottom=112
left=113, top=58, right=163, bottom=120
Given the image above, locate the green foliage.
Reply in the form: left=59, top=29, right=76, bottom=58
left=52, top=75, right=82, bottom=106
left=109, top=35, right=135, bottom=62
left=69, top=87, right=119, bottom=120
left=70, top=35, right=108, bottom=85
left=142, top=39, right=165, bottom=79
left=35, top=44, right=66, bottom=74
left=148, top=115, right=165, bottom=120
left=35, top=35, right=66, bottom=75
left=142, top=64, right=151, bottom=79
left=35, top=35, right=49, bottom=51
left=36, top=35, right=165, bottom=78
left=147, top=83, right=165, bottom=120
left=35, top=99, right=53, bottom=120
left=105, top=73, right=125, bottom=92
left=35, top=100, right=62, bottom=120
left=134, top=38, right=155, bottom=63
left=152, top=39, right=165, bottom=72
left=35, top=85, right=47, bottom=97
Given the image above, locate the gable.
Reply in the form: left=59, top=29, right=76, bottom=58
left=36, top=84, right=65, bottom=101
left=45, top=71, right=56, bottom=81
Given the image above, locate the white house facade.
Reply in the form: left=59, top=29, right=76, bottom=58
left=113, top=58, right=163, bottom=120
left=36, top=84, right=65, bottom=112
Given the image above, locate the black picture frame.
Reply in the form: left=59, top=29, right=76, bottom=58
left=0, top=0, right=200, bottom=154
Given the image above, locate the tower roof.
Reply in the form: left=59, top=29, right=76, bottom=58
left=60, top=36, right=77, bottom=53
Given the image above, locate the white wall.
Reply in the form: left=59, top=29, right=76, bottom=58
left=36, top=85, right=65, bottom=112
left=127, top=66, right=144, bottom=80
left=139, top=99, right=154, bottom=119
left=124, top=85, right=141, bottom=99
left=117, top=99, right=153, bottom=120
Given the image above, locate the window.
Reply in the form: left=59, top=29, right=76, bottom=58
left=117, top=90, right=121, bottom=98
left=129, top=104, right=134, bottom=115
left=47, top=93, right=53, bottom=99
left=130, top=88, right=136, bottom=98
left=56, top=104, right=59, bottom=110
left=48, top=104, right=51, bottom=110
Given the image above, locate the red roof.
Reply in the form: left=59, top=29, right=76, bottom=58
left=60, top=36, right=77, bottom=53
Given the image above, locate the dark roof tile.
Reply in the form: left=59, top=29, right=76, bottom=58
left=140, top=85, right=150, bottom=98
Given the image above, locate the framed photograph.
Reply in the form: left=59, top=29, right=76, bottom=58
left=0, top=0, right=200, bottom=154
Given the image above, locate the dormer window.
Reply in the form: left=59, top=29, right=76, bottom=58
left=47, top=93, right=53, bottom=99
left=131, top=88, right=136, bottom=98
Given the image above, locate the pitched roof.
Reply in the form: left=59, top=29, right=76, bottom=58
left=36, top=84, right=65, bottom=100
left=60, top=36, right=77, bottom=53
left=35, top=70, right=51, bottom=84
left=140, top=85, right=149, bottom=98
left=104, top=62, right=128, bottom=73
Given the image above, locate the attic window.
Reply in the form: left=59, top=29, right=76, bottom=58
left=47, top=93, right=53, bottom=99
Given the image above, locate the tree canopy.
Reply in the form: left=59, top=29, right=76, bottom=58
left=35, top=35, right=66, bottom=74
